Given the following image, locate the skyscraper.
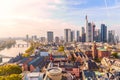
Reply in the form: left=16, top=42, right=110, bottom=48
left=101, top=24, right=107, bottom=42
left=64, top=29, right=71, bottom=42
left=26, top=34, right=29, bottom=40
left=76, top=30, right=80, bottom=42
left=94, top=29, right=101, bottom=42
left=114, top=35, right=119, bottom=44
left=32, top=35, right=37, bottom=40
left=92, top=23, right=96, bottom=41
left=85, top=15, right=94, bottom=42
left=85, top=15, right=89, bottom=42
left=108, top=30, right=115, bottom=44
left=87, top=22, right=92, bottom=42
left=81, top=27, right=86, bottom=42
left=47, top=31, right=54, bottom=42
left=71, top=30, right=75, bottom=42
left=55, top=36, right=59, bottom=43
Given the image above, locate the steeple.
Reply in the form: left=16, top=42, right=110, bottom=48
left=92, top=41, right=98, bottom=59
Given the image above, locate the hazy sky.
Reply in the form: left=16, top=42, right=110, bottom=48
left=0, top=0, right=120, bottom=38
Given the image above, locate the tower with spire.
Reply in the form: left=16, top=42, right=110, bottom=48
left=85, top=15, right=95, bottom=42
left=92, top=41, right=98, bottom=59
left=85, top=15, right=88, bottom=42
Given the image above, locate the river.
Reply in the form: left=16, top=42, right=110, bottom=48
left=0, top=40, right=29, bottom=63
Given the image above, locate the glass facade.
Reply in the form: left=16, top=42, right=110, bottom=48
left=101, top=24, right=107, bottom=42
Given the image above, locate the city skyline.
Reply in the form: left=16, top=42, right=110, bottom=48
left=0, top=0, right=120, bottom=38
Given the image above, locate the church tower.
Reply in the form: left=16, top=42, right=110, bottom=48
left=92, top=41, right=98, bottom=59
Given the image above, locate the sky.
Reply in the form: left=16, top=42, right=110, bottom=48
left=0, top=0, right=120, bottom=38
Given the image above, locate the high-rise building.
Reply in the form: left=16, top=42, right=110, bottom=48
left=114, top=35, right=119, bottom=44
left=71, top=30, right=75, bottom=42
left=47, top=31, right=54, bottom=42
left=55, top=36, right=59, bottom=43
left=76, top=30, right=80, bottom=42
left=87, top=23, right=93, bottom=42
left=108, top=30, right=115, bottom=44
left=94, top=29, right=101, bottom=42
left=40, top=37, right=46, bottom=42
left=26, top=34, right=29, bottom=40
left=85, top=15, right=89, bottom=42
left=101, top=24, right=107, bottom=42
left=92, top=23, right=96, bottom=41
left=81, top=27, right=86, bottom=42
left=85, top=15, right=94, bottom=42
left=34, top=35, right=37, bottom=40
left=32, top=35, right=37, bottom=40
left=60, top=36, right=64, bottom=42
left=64, top=29, right=71, bottom=42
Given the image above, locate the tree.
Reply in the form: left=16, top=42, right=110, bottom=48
left=22, top=53, right=31, bottom=57
left=0, top=74, right=22, bottom=80
left=6, top=74, right=22, bottom=80
left=23, top=45, right=35, bottom=57
left=58, top=46, right=64, bottom=52
left=25, top=46, right=34, bottom=53
left=111, top=52, right=118, bottom=58
left=0, top=76, right=5, bottom=80
left=0, top=64, right=22, bottom=76
left=94, top=58, right=101, bottom=63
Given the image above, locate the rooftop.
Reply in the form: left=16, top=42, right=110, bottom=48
left=23, top=72, right=44, bottom=80
left=97, top=48, right=107, bottom=51
left=82, top=70, right=97, bottom=80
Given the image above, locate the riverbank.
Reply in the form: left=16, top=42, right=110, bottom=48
left=0, top=39, right=16, bottom=51
left=0, top=40, right=29, bottom=64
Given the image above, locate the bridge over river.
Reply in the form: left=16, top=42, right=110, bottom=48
left=13, top=43, right=30, bottom=48
left=0, top=40, right=29, bottom=64
left=0, top=54, right=13, bottom=58
left=0, top=54, right=13, bottom=65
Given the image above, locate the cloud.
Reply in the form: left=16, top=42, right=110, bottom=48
left=63, top=0, right=87, bottom=5
left=0, top=18, right=80, bottom=38
left=0, top=0, right=60, bottom=19
left=115, top=0, right=120, bottom=4
left=0, top=0, right=120, bottom=38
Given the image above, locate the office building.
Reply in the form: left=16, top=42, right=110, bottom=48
left=76, top=30, right=80, bottom=42
left=88, top=23, right=92, bottom=42
left=64, top=29, right=71, bottom=42
left=94, top=29, right=101, bottom=42
left=108, top=30, right=115, bottom=44
left=85, top=15, right=94, bottom=42
left=55, top=36, right=59, bottom=43
left=101, top=24, right=107, bottom=42
left=92, top=23, right=96, bottom=41
left=26, top=34, right=29, bottom=40
left=71, top=30, right=75, bottom=42
left=47, top=31, right=54, bottom=42
left=81, top=27, right=86, bottom=42
left=114, top=35, right=119, bottom=44
left=32, top=35, right=37, bottom=41
left=85, top=15, right=89, bottom=42
left=40, top=37, right=46, bottom=42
